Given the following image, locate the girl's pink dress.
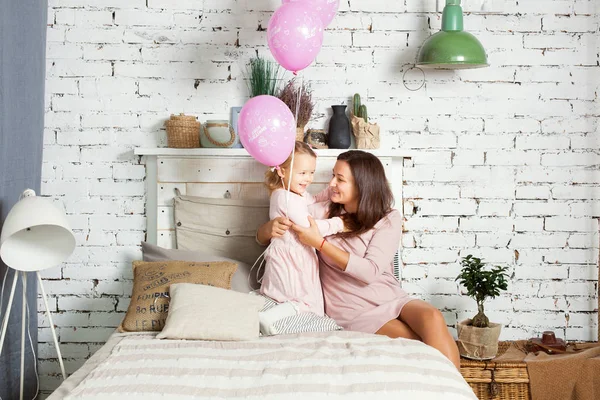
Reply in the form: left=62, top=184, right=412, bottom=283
left=260, top=189, right=343, bottom=316
left=311, top=201, right=413, bottom=333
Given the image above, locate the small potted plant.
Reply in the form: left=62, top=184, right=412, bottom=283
left=455, top=255, right=509, bottom=360
left=245, top=55, right=282, bottom=97
left=278, top=78, right=315, bottom=142
left=350, top=93, right=380, bottom=149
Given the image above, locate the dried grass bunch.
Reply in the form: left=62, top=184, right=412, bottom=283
left=246, top=55, right=282, bottom=97
left=278, top=78, right=314, bottom=128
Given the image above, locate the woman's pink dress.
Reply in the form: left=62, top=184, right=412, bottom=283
left=260, top=189, right=344, bottom=316
left=311, top=201, right=413, bottom=333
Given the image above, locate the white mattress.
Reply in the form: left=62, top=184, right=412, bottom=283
left=48, top=330, right=476, bottom=400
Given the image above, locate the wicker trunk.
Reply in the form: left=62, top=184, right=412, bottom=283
left=460, top=342, right=530, bottom=400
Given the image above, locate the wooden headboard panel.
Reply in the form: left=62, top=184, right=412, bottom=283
left=135, top=148, right=411, bottom=272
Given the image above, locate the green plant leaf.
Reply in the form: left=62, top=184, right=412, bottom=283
left=456, top=255, right=510, bottom=325
left=245, top=56, right=282, bottom=97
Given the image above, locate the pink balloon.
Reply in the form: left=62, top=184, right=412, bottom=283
left=238, top=95, right=296, bottom=167
left=282, top=0, right=339, bottom=27
left=268, top=3, right=324, bottom=72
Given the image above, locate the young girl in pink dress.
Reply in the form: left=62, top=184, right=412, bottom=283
left=258, top=141, right=344, bottom=334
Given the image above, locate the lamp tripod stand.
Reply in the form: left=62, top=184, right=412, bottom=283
left=0, top=270, right=66, bottom=398
left=0, top=189, right=75, bottom=400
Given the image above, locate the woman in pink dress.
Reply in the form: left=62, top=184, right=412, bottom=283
left=257, top=150, right=460, bottom=369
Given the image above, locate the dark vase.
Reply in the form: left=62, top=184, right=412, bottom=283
left=328, top=105, right=351, bottom=149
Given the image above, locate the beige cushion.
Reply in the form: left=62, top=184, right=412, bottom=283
left=156, top=283, right=265, bottom=341
left=174, top=194, right=269, bottom=266
left=141, top=241, right=258, bottom=293
left=120, top=260, right=237, bottom=332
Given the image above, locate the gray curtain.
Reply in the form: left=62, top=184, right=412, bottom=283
left=0, top=0, right=48, bottom=398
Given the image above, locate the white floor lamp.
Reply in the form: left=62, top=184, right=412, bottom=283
left=0, top=189, right=75, bottom=400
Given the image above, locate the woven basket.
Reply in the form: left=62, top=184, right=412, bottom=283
left=460, top=341, right=530, bottom=400
left=165, top=114, right=201, bottom=148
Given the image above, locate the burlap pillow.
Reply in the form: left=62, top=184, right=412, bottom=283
left=120, top=260, right=237, bottom=332
left=141, top=241, right=259, bottom=293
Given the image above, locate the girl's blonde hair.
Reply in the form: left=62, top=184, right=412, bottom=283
left=265, top=141, right=316, bottom=193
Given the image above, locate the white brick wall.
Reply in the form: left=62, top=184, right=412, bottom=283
left=39, top=0, right=599, bottom=396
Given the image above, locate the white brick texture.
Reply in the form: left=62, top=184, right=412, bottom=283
left=40, top=0, right=600, bottom=396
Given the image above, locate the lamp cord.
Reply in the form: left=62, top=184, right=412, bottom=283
left=25, top=293, right=40, bottom=400
left=402, top=65, right=426, bottom=91
left=0, top=269, right=40, bottom=400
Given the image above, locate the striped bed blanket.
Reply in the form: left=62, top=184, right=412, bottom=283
left=49, top=331, right=476, bottom=400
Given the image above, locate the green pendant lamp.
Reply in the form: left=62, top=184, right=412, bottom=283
left=417, top=0, right=488, bottom=69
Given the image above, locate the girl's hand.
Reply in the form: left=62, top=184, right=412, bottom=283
left=292, top=216, right=323, bottom=249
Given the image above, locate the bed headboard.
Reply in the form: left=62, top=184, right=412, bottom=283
left=135, top=148, right=412, bottom=273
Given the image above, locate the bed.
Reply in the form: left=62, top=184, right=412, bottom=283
left=49, top=330, right=475, bottom=399
left=47, top=148, right=476, bottom=400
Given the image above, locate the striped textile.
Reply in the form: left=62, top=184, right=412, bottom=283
left=258, top=293, right=343, bottom=335
left=52, top=331, right=477, bottom=400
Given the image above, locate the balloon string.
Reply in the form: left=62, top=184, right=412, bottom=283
left=285, top=142, right=295, bottom=220
left=294, top=73, right=304, bottom=131
left=284, top=72, right=303, bottom=220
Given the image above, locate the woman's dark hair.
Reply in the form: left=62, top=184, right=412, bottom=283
left=328, top=150, right=394, bottom=238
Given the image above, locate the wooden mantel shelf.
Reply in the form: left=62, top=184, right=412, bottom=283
left=134, top=147, right=415, bottom=158
left=136, top=146, right=408, bottom=276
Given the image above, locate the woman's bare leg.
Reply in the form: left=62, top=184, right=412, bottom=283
left=375, top=318, right=421, bottom=340
left=398, top=300, right=460, bottom=369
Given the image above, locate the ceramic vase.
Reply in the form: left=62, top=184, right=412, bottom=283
left=327, top=105, right=351, bottom=149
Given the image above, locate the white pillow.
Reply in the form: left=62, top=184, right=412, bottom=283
left=156, top=283, right=265, bottom=341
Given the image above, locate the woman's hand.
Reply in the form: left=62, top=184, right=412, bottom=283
left=291, top=216, right=324, bottom=249
left=256, top=217, right=293, bottom=245
left=270, top=217, right=293, bottom=238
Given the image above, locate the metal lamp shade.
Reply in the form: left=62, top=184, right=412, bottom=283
left=0, top=194, right=75, bottom=272
left=417, top=30, right=488, bottom=69
left=417, top=0, right=488, bottom=69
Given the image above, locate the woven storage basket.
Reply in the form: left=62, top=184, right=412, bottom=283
left=460, top=341, right=530, bottom=400
left=165, top=114, right=201, bottom=148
